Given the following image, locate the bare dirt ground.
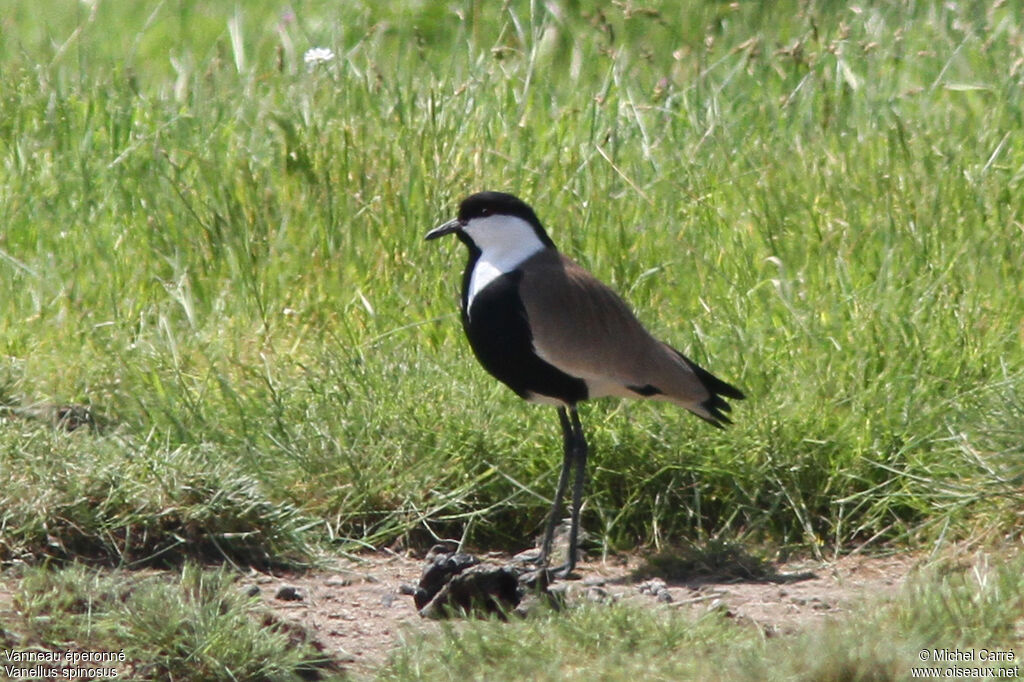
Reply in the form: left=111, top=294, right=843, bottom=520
left=250, top=549, right=922, bottom=678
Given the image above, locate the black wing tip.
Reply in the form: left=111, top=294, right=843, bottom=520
left=667, top=344, right=747, bottom=401
left=719, top=383, right=746, bottom=401
left=694, top=365, right=746, bottom=403
left=699, top=395, right=736, bottom=429
left=661, top=344, right=747, bottom=428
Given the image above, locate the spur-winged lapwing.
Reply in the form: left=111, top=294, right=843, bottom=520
left=426, top=191, right=745, bottom=577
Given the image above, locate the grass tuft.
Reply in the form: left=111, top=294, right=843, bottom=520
left=0, top=425, right=317, bottom=568
left=4, top=562, right=341, bottom=680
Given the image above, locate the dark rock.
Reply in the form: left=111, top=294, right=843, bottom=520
left=419, top=564, right=521, bottom=619
left=275, top=584, right=304, bottom=601
left=411, top=547, right=560, bottom=619
left=413, top=545, right=482, bottom=610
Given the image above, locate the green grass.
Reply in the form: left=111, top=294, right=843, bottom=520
left=0, top=425, right=317, bottom=567
left=3, top=0, right=1022, bottom=563
left=2, top=562, right=337, bottom=680
left=2, top=0, right=1024, bottom=677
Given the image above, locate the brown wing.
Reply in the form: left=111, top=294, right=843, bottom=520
left=517, top=251, right=712, bottom=408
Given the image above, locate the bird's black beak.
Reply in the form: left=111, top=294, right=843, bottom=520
left=425, top=218, right=462, bottom=241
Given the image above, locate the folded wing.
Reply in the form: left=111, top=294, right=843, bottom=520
left=518, top=251, right=744, bottom=426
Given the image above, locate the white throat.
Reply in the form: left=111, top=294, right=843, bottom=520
left=464, top=214, right=547, bottom=311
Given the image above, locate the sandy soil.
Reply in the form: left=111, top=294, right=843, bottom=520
left=249, top=549, right=922, bottom=678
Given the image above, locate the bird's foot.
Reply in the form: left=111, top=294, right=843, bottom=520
left=509, top=549, right=578, bottom=581
left=510, top=548, right=549, bottom=567
left=546, top=562, right=578, bottom=581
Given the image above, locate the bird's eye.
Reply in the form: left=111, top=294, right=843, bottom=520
left=480, top=208, right=491, bottom=217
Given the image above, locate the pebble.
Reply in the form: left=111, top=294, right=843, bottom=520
left=637, top=578, right=667, bottom=595
left=324, top=575, right=354, bottom=587
left=275, top=585, right=305, bottom=601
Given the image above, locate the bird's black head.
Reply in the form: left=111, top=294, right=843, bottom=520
left=456, top=191, right=543, bottom=229
left=425, top=191, right=556, bottom=251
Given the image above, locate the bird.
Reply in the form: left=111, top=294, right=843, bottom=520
left=426, top=191, right=745, bottom=577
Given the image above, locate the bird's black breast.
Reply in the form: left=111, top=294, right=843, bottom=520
left=461, top=270, right=588, bottom=405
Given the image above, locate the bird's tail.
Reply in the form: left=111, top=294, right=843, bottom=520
left=667, top=345, right=746, bottom=429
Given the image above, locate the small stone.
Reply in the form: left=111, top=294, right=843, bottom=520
left=241, top=584, right=260, bottom=598
left=637, top=578, right=668, bottom=595
left=324, top=575, right=354, bottom=587
left=656, top=589, right=673, bottom=604
left=547, top=582, right=572, bottom=598
left=512, top=549, right=541, bottom=564
left=275, top=585, right=304, bottom=601
left=517, top=567, right=552, bottom=592
left=513, top=592, right=544, bottom=618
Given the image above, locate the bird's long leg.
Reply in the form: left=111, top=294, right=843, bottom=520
left=538, top=407, right=575, bottom=566
left=553, top=406, right=588, bottom=578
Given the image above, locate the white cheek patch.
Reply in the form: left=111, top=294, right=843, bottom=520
left=463, top=214, right=547, bottom=312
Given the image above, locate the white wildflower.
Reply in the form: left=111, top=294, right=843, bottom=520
left=303, top=47, right=335, bottom=69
